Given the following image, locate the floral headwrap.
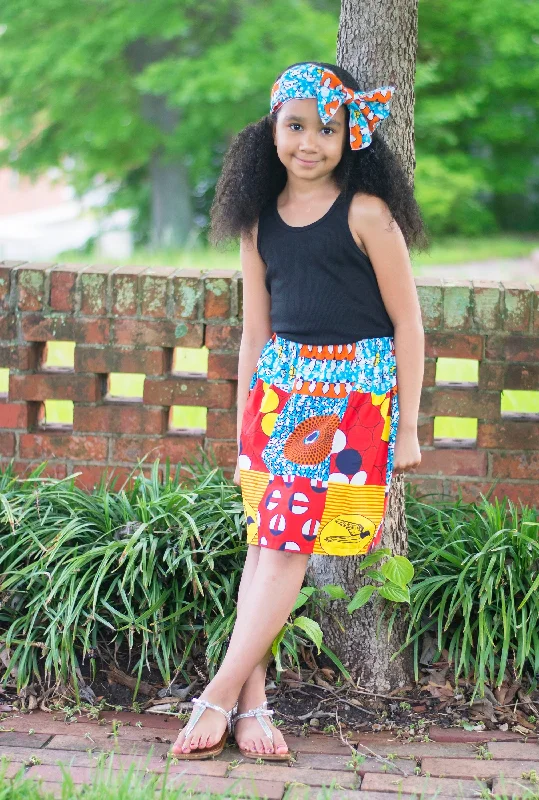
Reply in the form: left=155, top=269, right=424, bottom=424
left=270, top=62, right=395, bottom=151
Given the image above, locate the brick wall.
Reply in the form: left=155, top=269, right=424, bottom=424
left=0, top=261, right=537, bottom=504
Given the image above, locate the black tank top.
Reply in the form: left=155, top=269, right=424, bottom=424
left=257, top=189, right=395, bottom=345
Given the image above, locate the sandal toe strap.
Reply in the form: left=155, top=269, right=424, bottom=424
left=183, top=696, right=235, bottom=737
left=233, top=701, right=275, bottom=744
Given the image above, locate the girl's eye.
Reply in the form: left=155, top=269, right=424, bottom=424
left=288, top=124, right=334, bottom=135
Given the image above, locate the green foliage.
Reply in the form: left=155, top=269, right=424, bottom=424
left=0, top=452, right=248, bottom=700
left=0, top=0, right=536, bottom=240
left=415, top=0, right=539, bottom=233
left=345, top=549, right=415, bottom=611
left=391, top=491, right=539, bottom=700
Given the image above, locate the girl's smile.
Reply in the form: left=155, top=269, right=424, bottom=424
left=272, top=98, right=347, bottom=184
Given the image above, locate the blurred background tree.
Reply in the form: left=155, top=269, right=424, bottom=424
left=0, top=0, right=536, bottom=248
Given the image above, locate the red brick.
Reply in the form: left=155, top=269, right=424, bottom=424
left=488, top=742, right=539, bottom=759
left=0, top=401, right=30, bottom=428
left=9, top=373, right=99, bottom=402
left=0, top=344, right=39, bottom=371
left=270, top=735, right=352, bottom=755
left=1, top=762, right=26, bottom=778
left=50, top=267, right=77, bottom=312
left=73, top=405, right=166, bottom=435
left=80, top=265, right=111, bottom=315
left=491, top=451, right=539, bottom=480
left=113, top=319, right=203, bottom=348
left=206, top=409, right=237, bottom=439
left=75, top=346, right=168, bottom=376
left=44, top=734, right=169, bottom=757
left=361, top=773, right=486, bottom=796
left=207, top=352, right=238, bottom=380
left=503, top=282, right=534, bottom=332
left=0, top=432, right=15, bottom=456
left=447, top=480, right=538, bottom=506
left=112, top=434, right=203, bottom=464
left=428, top=725, right=530, bottom=743
left=171, top=271, right=203, bottom=320
left=205, top=325, right=242, bottom=350
left=295, top=753, right=416, bottom=775
left=478, top=419, right=539, bottom=449
left=72, top=465, right=157, bottom=491
left=6, top=460, right=67, bottom=480
left=472, top=281, right=503, bottom=329
left=422, top=359, right=436, bottom=388
left=25, top=765, right=100, bottom=783
left=408, top=448, right=487, bottom=477
left=0, top=264, right=13, bottom=309
left=420, top=387, right=500, bottom=418
left=425, top=333, right=483, bottom=360
left=0, top=731, right=51, bottom=747
left=22, top=315, right=110, bottom=345
left=140, top=268, right=175, bottom=318
left=357, top=742, right=477, bottom=759
left=505, top=363, right=539, bottom=390
left=111, top=266, right=147, bottom=315
left=153, top=774, right=285, bottom=798
left=417, top=416, right=434, bottom=446
left=405, top=476, right=447, bottom=498
left=422, top=756, right=539, bottom=779
left=485, top=334, right=539, bottom=362
left=443, top=281, right=473, bottom=330
left=284, top=790, right=425, bottom=800
left=19, top=433, right=108, bottom=461
left=478, top=362, right=504, bottom=390
left=143, top=377, right=234, bottom=409
left=204, top=273, right=233, bottom=319
left=97, top=710, right=182, bottom=728
left=229, top=762, right=358, bottom=788
left=16, top=264, right=52, bottom=311
left=415, top=278, right=443, bottom=330
left=0, top=313, right=16, bottom=339
left=205, top=439, right=238, bottom=467
left=492, top=776, right=539, bottom=797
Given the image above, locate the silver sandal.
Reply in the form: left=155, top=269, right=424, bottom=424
left=170, top=696, right=236, bottom=759
left=232, top=700, right=292, bottom=761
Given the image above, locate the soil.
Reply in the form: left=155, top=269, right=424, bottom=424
left=4, top=646, right=538, bottom=742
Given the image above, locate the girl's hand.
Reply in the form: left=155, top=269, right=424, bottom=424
left=233, top=459, right=241, bottom=486
left=392, top=428, right=421, bottom=473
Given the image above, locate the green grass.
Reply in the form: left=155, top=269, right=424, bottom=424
left=56, top=234, right=539, bottom=273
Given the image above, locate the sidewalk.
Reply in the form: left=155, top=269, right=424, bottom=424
left=1, top=710, right=539, bottom=798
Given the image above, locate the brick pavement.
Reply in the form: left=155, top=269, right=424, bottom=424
left=0, top=711, right=538, bottom=798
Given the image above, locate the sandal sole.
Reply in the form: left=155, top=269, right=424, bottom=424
left=169, top=729, right=229, bottom=760
left=239, top=748, right=292, bottom=761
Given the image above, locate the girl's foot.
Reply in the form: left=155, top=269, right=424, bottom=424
left=233, top=700, right=289, bottom=756
left=170, top=694, right=236, bottom=755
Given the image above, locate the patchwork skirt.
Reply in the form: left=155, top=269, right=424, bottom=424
left=238, top=333, right=399, bottom=557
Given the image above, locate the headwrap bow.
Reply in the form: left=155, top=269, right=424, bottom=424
left=270, top=62, right=394, bottom=151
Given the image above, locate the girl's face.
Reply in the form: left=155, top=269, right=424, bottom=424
left=273, top=98, right=347, bottom=182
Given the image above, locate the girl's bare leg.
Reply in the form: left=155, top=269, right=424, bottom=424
left=171, top=547, right=309, bottom=755
left=233, top=546, right=288, bottom=755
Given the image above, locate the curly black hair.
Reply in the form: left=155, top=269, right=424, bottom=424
left=209, top=61, right=429, bottom=252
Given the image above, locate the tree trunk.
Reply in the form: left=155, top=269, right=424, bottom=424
left=126, top=39, right=193, bottom=249
left=305, top=0, right=418, bottom=692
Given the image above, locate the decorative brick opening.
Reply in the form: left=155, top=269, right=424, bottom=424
left=0, top=263, right=536, bottom=502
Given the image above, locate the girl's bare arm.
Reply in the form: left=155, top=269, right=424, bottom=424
left=237, top=222, right=273, bottom=449
left=350, top=193, right=425, bottom=434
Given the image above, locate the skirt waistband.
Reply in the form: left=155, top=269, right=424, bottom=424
left=253, top=332, right=397, bottom=396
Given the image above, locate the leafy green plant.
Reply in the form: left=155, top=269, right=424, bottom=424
left=389, top=492, right=539, bottom=699
left=270, top=550, right=414, bottom=682
left=0, top=452, right=247, bottom=700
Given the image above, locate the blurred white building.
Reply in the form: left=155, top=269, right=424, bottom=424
left=0, top=167, right=134, bottom=261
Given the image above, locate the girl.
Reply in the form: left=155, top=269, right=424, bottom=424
left=171, top=60, right=425, bottom=761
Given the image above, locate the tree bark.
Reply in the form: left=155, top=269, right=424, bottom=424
left=305, top=0, right=418, bottom=692
left=126, top=39, right=193, bottom=249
